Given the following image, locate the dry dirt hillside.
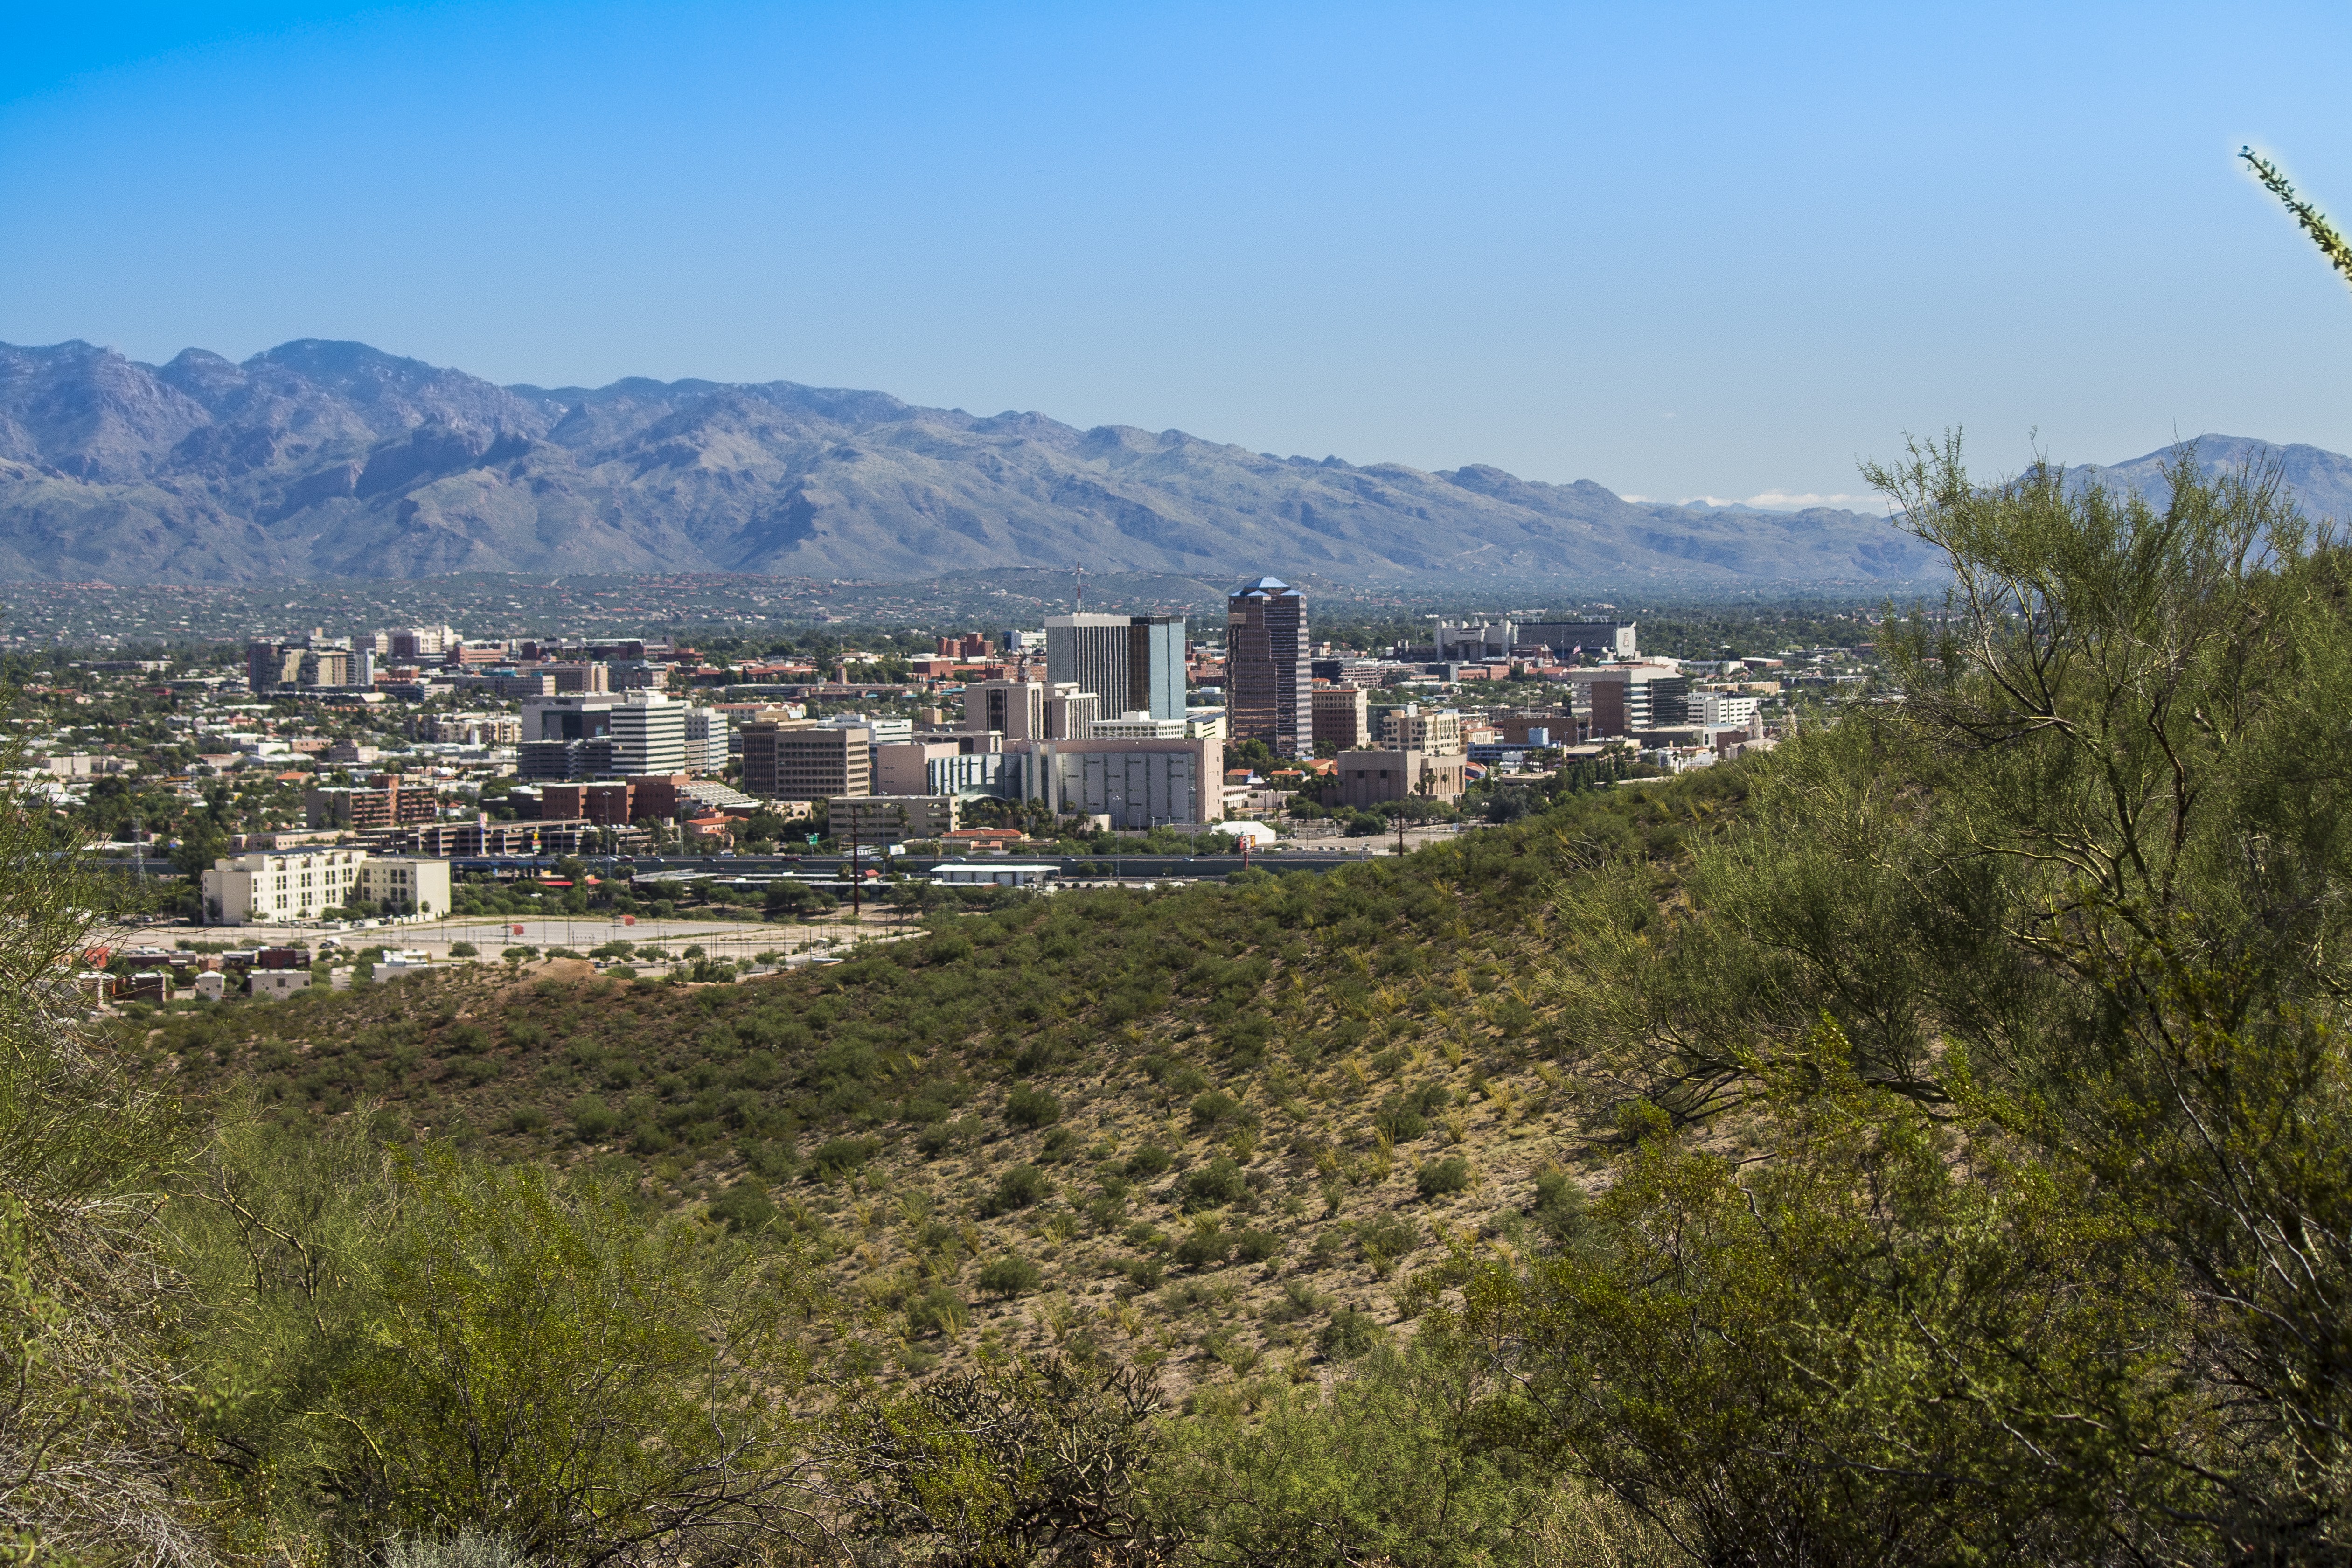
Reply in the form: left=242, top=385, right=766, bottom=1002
left=143, top=767, right=1747, bottom=1399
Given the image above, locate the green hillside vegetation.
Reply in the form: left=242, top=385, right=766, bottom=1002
left=12, top=450, right=2352, bottom=1563
left=148, top=766, right=1741, bottom=1404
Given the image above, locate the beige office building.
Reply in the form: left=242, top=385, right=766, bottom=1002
left=1321, top=749, right=1467, bottom=808
left=1377, top=704, right=1465, bottom=754
left=741, top=720, right=871, bottom=801
left=964, top=678, right=1098, bottom=740
left=828, top=795, right=961, bottom=839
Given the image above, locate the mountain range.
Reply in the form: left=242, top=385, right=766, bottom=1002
left=1, top=337, right=2336, bottom=589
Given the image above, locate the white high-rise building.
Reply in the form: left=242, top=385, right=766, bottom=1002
left=609, top=691, right=687, bottom=776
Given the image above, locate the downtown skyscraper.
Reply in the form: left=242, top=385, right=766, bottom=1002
left=1225, top=576, right=1311, bottom=760
left=1044, top=613, right=1186, bottom=721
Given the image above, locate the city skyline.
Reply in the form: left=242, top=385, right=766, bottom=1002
left=7, top=5, right=2352, bottom=514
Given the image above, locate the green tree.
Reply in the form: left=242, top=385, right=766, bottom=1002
left=175, top=1127, right=821, bottom=1560
left=0, top=759, right=197, bottom=1560
left=1475, top=446, right=2352, bottom=1557
left=1151, top=1341, right=1634, bottom=1566
left=827, top=1358, right=1167, bottom=1565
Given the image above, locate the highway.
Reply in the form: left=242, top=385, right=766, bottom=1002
left=448, top=849, right=1386, bottom=879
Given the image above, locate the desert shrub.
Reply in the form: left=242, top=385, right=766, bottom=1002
left=1373, top=1094, right=1427, bottom=1143
left=978, top=1254, right=1043, bottom=1298
left=570, top=1096, right=618, bottom=1139
left=1180, top=1157, right=1250, bottom=1213
left=916, top=1116, right=983, bottom=1157
left=984, top=1164, right=1052, bottom=1215
left=906, top=1285, right=969, bottom=1337
left=1318, top=1308, right=1382, bottom=1361
left=1190, top=1090, right=1246, bottom=1132
left=1531, top=1168, right=1590, bottom=1249
left=1124, top=1145, right=1173, bottom=1180
left=1414, top=1157, right=1470, bottom=1200
left=740, top=1139, right=797, bottom=1183
left=1173, top=1225, right=1231, bottom=1270
left=1356, top=1214, right=1418, bottom=1274
left=380, top=1526, right=534, bottom=1568
left=706, top=1183, right=776, bottom=1233
left=810, top=1137, right=880, bottom=1178
left=1265, top=1279, right=1323, bottom=1324
left=1231, top=1228, right=1283, bottom=1264
left=1005, top=1084, right=1062, bottom=1129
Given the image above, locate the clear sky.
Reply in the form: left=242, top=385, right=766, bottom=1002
left=5, top=2, right=2352, bottom=511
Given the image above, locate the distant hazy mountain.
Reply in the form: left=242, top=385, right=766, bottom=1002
left=0, top=337, right=1942, bottom=586
left=2066, top=435, right=2352, bottom=524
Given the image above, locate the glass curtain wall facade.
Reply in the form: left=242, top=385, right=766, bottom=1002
left=1045, top=613, right=1186, bottom=720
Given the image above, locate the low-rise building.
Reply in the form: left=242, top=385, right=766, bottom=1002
left=539, top=781, right=638, bottom=825
left=931, top=859, right=1057, bottom=888
left=1003, top=735, right=1223, bottom=830
left=1321, top=749, right=1468, bottom=808
left=249, top=970, right=310, bottom=1001
left=200, top=847, right=452, bottom=924
left=304, top=773, right=439, bottom=833
left=828, top=795, right=961, bottom=839
left=370, top=819, right=643, bottom=857
left=1088, top=711, right=1188, bottom=739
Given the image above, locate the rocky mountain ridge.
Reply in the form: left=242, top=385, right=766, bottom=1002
left=0, top=336, right=1948, bottom=585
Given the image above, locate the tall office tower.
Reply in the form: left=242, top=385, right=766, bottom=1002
left=1225, top=577, right=1312, bottom=759
left=1044, top=613, right=1186, bottom=721
left=1625, top=669, right=1692, bottom=730
left=246, top=640, right=302, bottom=694
left=608, top=691, right=688, bottom=776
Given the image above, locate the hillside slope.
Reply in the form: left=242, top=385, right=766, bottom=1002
left=0, top=337, right=1933, bottom=588
left=142, top=770, right=1747, bottom=1389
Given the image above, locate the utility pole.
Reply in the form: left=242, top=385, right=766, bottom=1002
left=849, top=816, right=861, bottom=920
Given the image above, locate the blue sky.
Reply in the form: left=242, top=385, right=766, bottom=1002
left=5, top=2, right=2352, bottom=511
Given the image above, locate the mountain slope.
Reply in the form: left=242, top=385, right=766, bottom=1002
left=2066, top=434, right=2352, bottom=523
left=0, top=337, right=1940, bottom=588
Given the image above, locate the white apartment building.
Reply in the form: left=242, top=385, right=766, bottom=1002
left=201, top=848, right=452, bottom=926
